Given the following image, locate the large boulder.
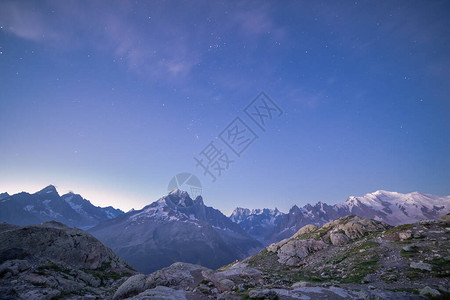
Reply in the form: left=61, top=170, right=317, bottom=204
left=114, top=262, right=211, bottom=299
left=330, top=232, right=350, bottom=246
left=323, top=216, right=390, bottom=239
left=277, top=239, right=328, bottom=266
left=293, top=224, right=318, bottom=238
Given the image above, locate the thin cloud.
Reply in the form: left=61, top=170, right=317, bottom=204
left=0, top=1, right=286, bottom=83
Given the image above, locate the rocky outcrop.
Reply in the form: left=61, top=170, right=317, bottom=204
left=276, top=239, right=328, bottom=266
left=0, top=221, right=135, bottom=299
left=0, top=221, right=125, bottom=269
left=266, top=216, right=391, bottom=266
left=113, top=261, right=264, bottom=299
left=321, top=215, right=390, bottom=239
left=329, top=232, right=350, bottom=246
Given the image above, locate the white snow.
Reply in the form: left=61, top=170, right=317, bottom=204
left=64, top=195, right=84, bottom=214
left=24, top=205, right=34, bottom=212
left=335, top=190, right=450, bottom=224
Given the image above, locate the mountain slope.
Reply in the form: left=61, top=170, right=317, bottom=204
left=0, top=185, right=123, bottom=229
left=89, top=189, right=262, bottom=274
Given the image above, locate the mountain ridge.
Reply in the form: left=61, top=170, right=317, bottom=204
left=230, top=190, right=450, bottom=245
left=0, top=185, right=124, bottom=229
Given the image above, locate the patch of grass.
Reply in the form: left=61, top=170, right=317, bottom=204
left=355, top=241, right=379, bottom=250
left=429, top=257, right=450, bottom=277
left=384, top=224, right=413, bottom=234
left=405, top=270, right=421, bottom=280
left=333, top=254, right=349, bottom=264
left=430, top=257, right=449, bottom=267
left=400, top=249, right=416, bottom=258
left=339, top=257, right=379, bottom=283
left=295, top=226, right=333, bottom=241
left=359, top=257, right=378, bottom=267
left=293, top=274, right=329, bottom=283
left=246, top=249, right=280, bottom=271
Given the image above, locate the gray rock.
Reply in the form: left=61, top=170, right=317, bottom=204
left=291, top=281, right=311, bottom=288
left=248, top=289, right=278, bottom=299
left=398, top=231, right=412, bottom=240
left=402, top=245, right=415, bottom=252
left=277, top=239, right=328, bottom=266
left=410, top=261, right=433, bottom=271
left=217, top=278, right=235, bottom=291
left=130, top=286, right=187, bottom=300
left=145, top=262, right=210, bottom=290
left=419, top=286, right=440, bottom=297
left=330, top=232, right=350, bottom=246
left=113, top=274, right=147, bottom=300
left=293, top=224, right=318, bottom=237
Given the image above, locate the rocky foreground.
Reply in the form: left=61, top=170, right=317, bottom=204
left=0, top=221, right=135, bottom=299
left=0, top=214, right=449, bottom=299
left=112, top=214, right=450, bottom=299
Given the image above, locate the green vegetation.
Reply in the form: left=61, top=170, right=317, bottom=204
left=405, top=269, right=421, bottom=280
left=355, top=240, right=379, bottom=250
left=384, top=224, right=413, bottom=234
left=430, top=257, right=450, bottom=277
left=400, top=248, right=417, bottom=258
left=332, top=254, right=349, bottom=264
left=36, top=262, right=71, bottom=275
left=294, top=225, right=334, bottom=241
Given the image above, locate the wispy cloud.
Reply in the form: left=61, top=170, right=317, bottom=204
left=0, top=0, right=285, bottom=83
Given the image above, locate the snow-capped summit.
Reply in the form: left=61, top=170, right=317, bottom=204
left=229, top=206, right=284, bottom=243
left=0, top=186, right=123, bottom=229
left=230, top=207, right=251, bottom=223
left=231, top=190, right=450, bottom=246
left=89, top=190, right=261, bottom=274
left=336, top=190, right=450, bottom=225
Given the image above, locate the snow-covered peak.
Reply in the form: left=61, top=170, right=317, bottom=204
left=230, top=207, right=251, bottom=223
left=230, top=207, right=283, bottom=224
left=337, top=190, right=450, bottom=225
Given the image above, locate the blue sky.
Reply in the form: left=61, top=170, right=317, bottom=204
left=0, top=0, right=449, bottom=214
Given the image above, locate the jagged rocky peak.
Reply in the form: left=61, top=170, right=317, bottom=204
left=0, top=192, right=9, bottom=200
left=37, top=184, right=59, bottom=195
left=230, top=207, right=251, bottom=223
left=165, top=189, right=204, bottom=208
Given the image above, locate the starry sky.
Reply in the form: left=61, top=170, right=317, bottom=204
left=0, top=0, right=449, bottom=215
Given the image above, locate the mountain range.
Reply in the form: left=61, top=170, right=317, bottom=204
left=230, top=190, right=450, bottom=245
left=0, top=185, right=123, bottom=230
left=1, top=186, right=449, bottom=274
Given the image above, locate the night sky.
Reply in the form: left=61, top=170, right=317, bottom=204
left=0, top=1, right=449, bottom=214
